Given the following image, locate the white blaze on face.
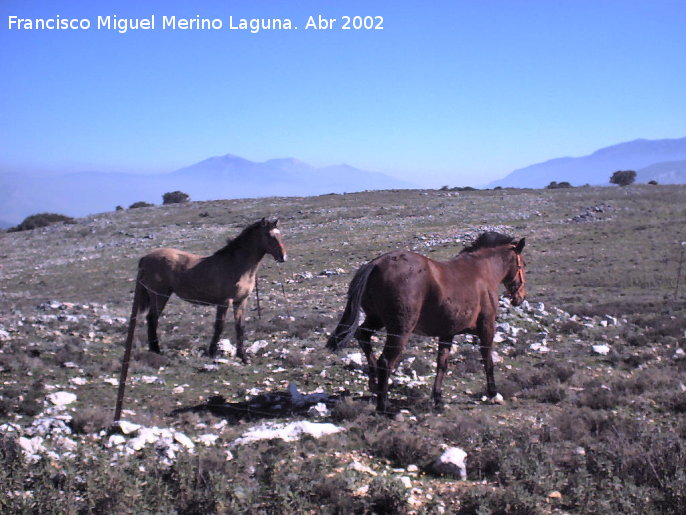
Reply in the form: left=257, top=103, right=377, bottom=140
left=269, top=228, right=281, bottom=236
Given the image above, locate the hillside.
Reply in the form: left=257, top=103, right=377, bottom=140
left=638, top=158, right=686, bottom=183
left=489, top=137, right=686, bottom=188
left=0, top=155, right=415, bottom=225
left=1, top=186, right=685, bottom=512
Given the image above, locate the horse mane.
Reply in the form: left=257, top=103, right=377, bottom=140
left=214, top=220, right=264, bottom=257
left=460, top=231, right=515, bottom=254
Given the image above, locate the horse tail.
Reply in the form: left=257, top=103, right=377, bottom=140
left=326, top=262, right=375, bottom=351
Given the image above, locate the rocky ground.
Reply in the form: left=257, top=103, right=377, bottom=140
left=1, top=185, right=685, bottom=513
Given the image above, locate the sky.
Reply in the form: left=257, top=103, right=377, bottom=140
left=1, top=0, right=685, bottom=187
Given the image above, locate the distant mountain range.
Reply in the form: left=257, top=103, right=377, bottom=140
left=3, top=138, right=685, bottom=228
left=488, top=137, right=686, bottom=188
left=0, top=155, right=415, bottom=227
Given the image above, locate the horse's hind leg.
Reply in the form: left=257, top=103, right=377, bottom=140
left=376, top=333, right=409, bottom=413
left=356, top=316, right=383, bottom=393
left=147, top=293, right=169, bottom=353
left=432, top=338, right=454, bottom=408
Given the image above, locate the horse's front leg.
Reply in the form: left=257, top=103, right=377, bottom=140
left=207, top=304, right=228, bottom=358
left=477, top=317, right=497, bottom=398
left=432, top=339, right=453, bottom=408
left=233, top=300, right=249, bottom=364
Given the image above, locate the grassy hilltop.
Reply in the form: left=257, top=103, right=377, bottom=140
left=1, top=186, right=685, bottom=513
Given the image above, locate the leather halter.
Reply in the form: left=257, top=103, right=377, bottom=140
left=507, top=249, right=526, bottom=300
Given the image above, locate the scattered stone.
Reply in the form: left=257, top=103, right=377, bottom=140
left=429, top=447, right=468, bottom=480
left=48, top=391, right=77, bottom=407
left=247, top=340, right=269, bottom=355
left=592, top=344, right=611, bottom=356
left=232, top=420, right=344, bottom=446
left=307, top=402, right=330, bottom=418
left=218, top=339, right=236, bottom=357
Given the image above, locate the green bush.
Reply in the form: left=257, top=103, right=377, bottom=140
left=610, top=170, right=636, bottom=186
left=162, top=191, right=190, bottom=204
left=129, top=201, right=154, bottom=209
left=8, top=213, right=76, bottom=232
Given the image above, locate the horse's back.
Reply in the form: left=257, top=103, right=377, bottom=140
left=363, top=250, right=485, bottom=336
left=138, top=248, right=200, bottom=285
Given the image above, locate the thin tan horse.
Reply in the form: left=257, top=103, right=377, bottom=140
left=327, top=232, right=526, bottom=413
left=114, top=218, right=286, bottom=420
left=129, top=217, right=286, bottom=360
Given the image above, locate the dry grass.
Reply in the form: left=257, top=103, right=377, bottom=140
left=1, top=185, right=685, bottom=513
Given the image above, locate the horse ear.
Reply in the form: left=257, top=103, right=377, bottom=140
left=272, top=218, right=279, bottom=227
left=260, top=217, right=267, bottom=226
left=514, top=238, right=526, bottom=254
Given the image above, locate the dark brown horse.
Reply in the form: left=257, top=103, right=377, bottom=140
left=125, top=218, right=287, bottom=361
left=327, top=232, right=526, bottom=412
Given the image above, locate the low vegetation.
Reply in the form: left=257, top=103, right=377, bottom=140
left=163, top=190, right=191, bottom=205
left=0, top=185, right=685, bottom=513
left=8, top=212, right=76, bottom=232
left=129, top=201, right=155, bottom=209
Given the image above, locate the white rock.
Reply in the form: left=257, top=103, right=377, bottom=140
left=139, top=375, right=162, bottom=384
left=400, top=476, right=413, bottom=489
left=117, top=420, right=141, bottom=435
left=307, top=402, right=329, bottom=418
left=107, top=434, right=126, bottom=447
left=70, top=377, right=87, bottom=386
left=196, top=434, right=219, bottom=446
left=218, top=339, right=236, bottom=357
left=430, top=447, right=468, bottom=480
left=56, top=436, right=78, bottom=451
left=233, top=421, right=344, bottom=446
left=493, top=332, right=506, bottom=344
left=348, top=461, right=377, bottom=475
left=19, top=436, right=46, bottom=456
left=247, top=340, right=269, bottom=355
left=174, top=432, right=195, bottom=450
left=592, top=344, right=610, bottom=356
left=48, top=391, right=77, bottom=407
left=491, top=350, right=502, bottom=364
left=342, top=352, right=365, bottom=367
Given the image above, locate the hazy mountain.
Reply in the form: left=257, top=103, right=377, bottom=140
left=637, top=159, right=686, bottom=184
left=488, top=137, right=686, bottom=188
left=0, top=155, right=415, bottom=225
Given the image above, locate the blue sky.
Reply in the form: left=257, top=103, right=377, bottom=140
left=1, top=0, right=685, bottom=187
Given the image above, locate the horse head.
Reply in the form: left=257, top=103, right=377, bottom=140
left=505, top=238, right=526, bottom=305
left=260, top=218, right=288, bottom=263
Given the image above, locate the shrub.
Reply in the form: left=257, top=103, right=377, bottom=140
left=129, top=201, right=154, bottom=209
left=162, top=191, right=190, bottom=204
left=610, top=170, right=636, bottom=186
left=546, top=181, right=573, bottom=189
left=8, top=213, right=76, bottom=232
